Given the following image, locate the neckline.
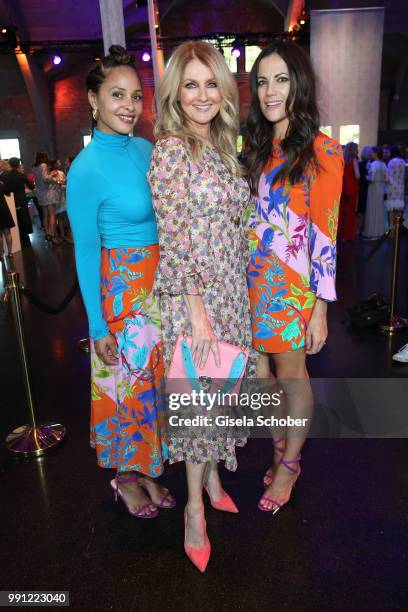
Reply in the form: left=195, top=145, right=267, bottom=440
left=93, top=128, right=131, bottom=148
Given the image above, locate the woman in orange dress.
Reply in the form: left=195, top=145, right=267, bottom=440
left=243, top=41, right=343, bottom=513
left=338, top=142, right=360, bottom=241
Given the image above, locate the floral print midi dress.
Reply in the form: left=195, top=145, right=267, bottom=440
left=148, top=136, right=256, bottom=471
left=246, top=133, right=344, bottom=354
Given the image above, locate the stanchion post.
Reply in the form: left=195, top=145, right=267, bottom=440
left=380, top=214, right=408, bottom=334
left=78, top=337, right=90, bottom=353
left=4, top=267, right=66, bottom=456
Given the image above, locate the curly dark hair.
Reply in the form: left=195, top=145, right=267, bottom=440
left=241, top=40, right=321, bottom=194
left=86, top=45, right=137, bottom=129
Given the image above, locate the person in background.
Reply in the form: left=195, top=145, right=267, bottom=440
left=2, top=157, right=34, bottom=248
left=338, top=142, right=360, bottom=241
left=382, top=145, right=391, bottom=165
left=64, top=156, right=75, bottom=174
left=386, top=145, right=405, bottom=231
left=48, top=158, right=66, bottom=243
left=363, top=146, right=387, bottom=240
left=32, top=151, right=59, bottom=245
left=59, top=157, right=76, bottom=242
left=0, top=159, right=10, bottom=178
left=0, top=173, right=14, bottom=258
left=357, top=146, right=373, bottom=235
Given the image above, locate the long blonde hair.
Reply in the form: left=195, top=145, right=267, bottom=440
left=154, top=41, right=241, bottom=175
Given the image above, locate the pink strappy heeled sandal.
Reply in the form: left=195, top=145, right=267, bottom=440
left=110, top=473, right=159, bottom=519
left=138, top=477, right=176, bottom=509
left=258, top=455, right=301, bottom=514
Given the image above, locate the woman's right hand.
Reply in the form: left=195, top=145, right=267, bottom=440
left=191, top=315, right=220, bottom=369
left=94, top=333, right=119, bottom=366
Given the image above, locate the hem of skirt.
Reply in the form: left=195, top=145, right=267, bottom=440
left=167, top=439, right=246, bottom=472
left=385, top=201, right=405, bottom=211
left=252, top=340, right=306, bottom=354
left=90, top=442, right=168, bottom=477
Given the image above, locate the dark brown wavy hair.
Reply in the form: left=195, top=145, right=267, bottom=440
left=86, top=45, right=137, bottom=129
left=241, top=40, right=320, bottom=194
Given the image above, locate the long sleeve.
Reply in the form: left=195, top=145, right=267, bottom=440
left=308, top=137, right=344, bottom=301
left=66, top=169, right=108, bottom=341
left=148, top=137, right=218, bottom=295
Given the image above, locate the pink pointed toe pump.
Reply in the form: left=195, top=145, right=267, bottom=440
left=184, top=510, right=211, bottom=573
left=203, top=484, right=239, bottom=513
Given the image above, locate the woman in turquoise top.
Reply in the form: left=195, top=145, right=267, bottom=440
left=67, top=45, right=174, bottom=519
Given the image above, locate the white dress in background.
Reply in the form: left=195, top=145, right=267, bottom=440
left=386, top=157, right=405, bottom=212
left=363, top=159, right=387, bottom=239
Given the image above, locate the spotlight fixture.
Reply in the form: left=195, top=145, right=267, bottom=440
left=0, top=25, right=18, bottom=49
left=231, top=46, right=241, bottom=59
left=298, top=8, right=308, bottom=26
left=142, top=50, right=151, bottom=62
left=52, top=54, right=62, bottom=65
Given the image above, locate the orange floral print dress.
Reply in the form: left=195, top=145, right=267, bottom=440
left=246, top=133, right=344, bottom=353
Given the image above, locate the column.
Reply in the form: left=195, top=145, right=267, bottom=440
left=311, top=7, right=385, bottom=148
left=147, top=0, right=165, bottom=89
left=99, top=0, right=126, bottom=55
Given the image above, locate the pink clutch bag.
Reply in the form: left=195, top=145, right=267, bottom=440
left=167, top=334, right=249, bottom=399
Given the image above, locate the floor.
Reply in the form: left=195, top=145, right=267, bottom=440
left=0, top=229, right=407, bottom=611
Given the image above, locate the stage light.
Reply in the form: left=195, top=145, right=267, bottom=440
left=52, top=54, right=62, bottom=65
left=0, top=25, right=18, bottom=48
left=299, top=8, right=308, bottom=26
left=231, top=46, right=241, bottom=59
left=142, top=50, right=151, bottom=62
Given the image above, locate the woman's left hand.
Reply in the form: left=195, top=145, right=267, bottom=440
left=305, top=299, right=328, bottom=355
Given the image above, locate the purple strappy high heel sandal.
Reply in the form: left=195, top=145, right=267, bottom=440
left=258, top=455, right=301, bottom=514
left=110, top=473, right=159, bottom=519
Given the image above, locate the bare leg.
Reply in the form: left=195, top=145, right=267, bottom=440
left=42, top=206, right=50, bottom=236
left=203, top=461, right=225, bottom=501
left=257, top=352, right=286, bottom=482
left=185, top=461, right=208, bottom=548
left=138, top=476, right=175, bottom=507
left=256, top=353, right=270, bottom=378
left=115, top=470, right=157, bottom=516
left=48, top=204, right=58, bottom=240
left=388, top=211, right=393, bottom=233
left=259, top=348, right=313, bottom=511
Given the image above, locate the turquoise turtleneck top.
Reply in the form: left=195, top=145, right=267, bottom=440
left=66, top=128, right=157, bottom=340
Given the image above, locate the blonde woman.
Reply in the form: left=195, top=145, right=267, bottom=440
left=148, top=41, right=255, bottom=572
